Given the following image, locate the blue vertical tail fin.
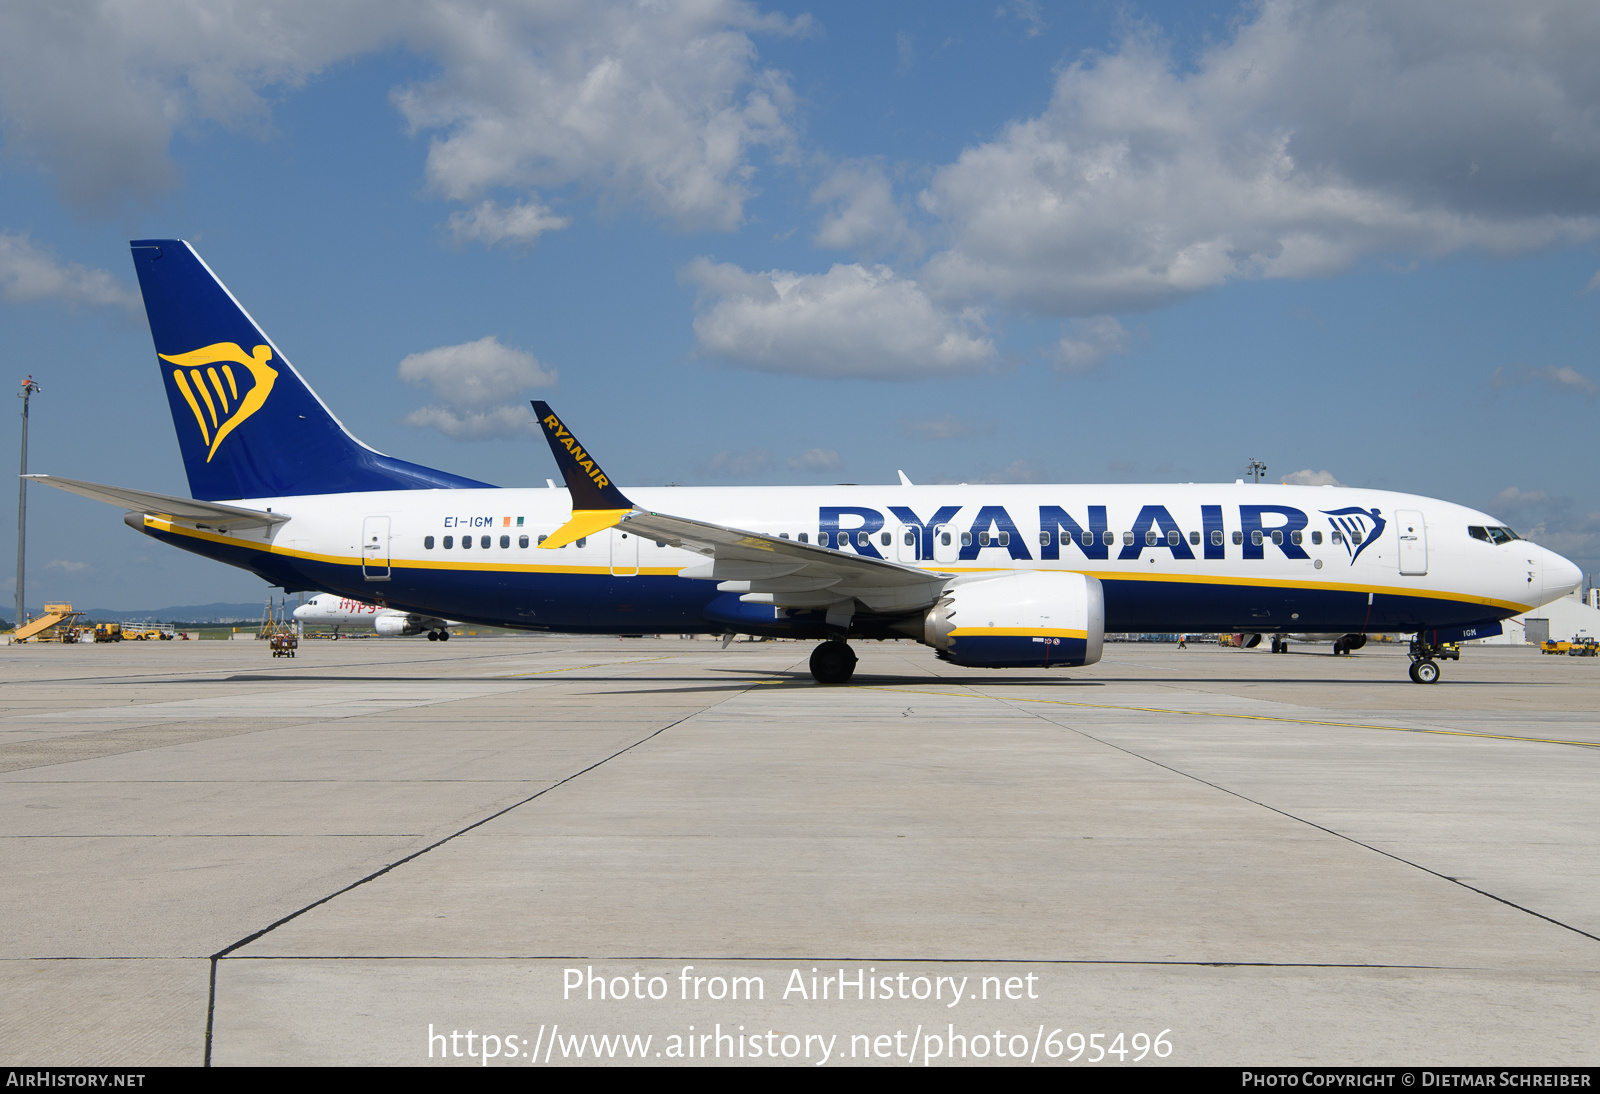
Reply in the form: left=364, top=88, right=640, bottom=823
left=130, top=239, right=493, bottom=500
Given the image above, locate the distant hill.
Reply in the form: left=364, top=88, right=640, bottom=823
left=3, top=602, right=272, bottom=626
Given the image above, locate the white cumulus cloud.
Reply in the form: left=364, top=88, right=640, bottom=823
left=786, top=448, right=841, bottom=472
left=918, top=1, right=1600, bottom=316
left=1053, top=316, right=1130, bottom=374
left=399, top=334, right=556, bottom=439
left=0, top=232, right=137, bottom=311
left=1281, top=469, right=1345, bottom=487
left=395, top=0, right=805, bottom=232
left=680, top=258, right=997, bottom=379
left=447, top=199, right=571, bottom=249
left=0, top=1, right=802, bottom=232
left=1490, top=363, right=1599, bottom=398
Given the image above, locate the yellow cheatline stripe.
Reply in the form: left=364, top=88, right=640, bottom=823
left=921, top=566, right=1530, bottom=614
left=949, top=627, right=1088, bottom=639
left=142, top=516, right=681, bottom=577
left=857, top=686, right=1600, bottom=750
left=542, top=508, right=631, bottom=549
left=141, top=518, right=1530, bottom=615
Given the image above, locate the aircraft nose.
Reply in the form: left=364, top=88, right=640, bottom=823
left=291, top=604, right=309, bottom=620
left=1542, top=547, right=1582, bottom=602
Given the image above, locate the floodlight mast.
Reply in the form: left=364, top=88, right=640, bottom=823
left=16, top=376, right=39, bottom=631
left=1246, top=457, right=1267, bottom=484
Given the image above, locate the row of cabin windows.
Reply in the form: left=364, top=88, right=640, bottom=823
left=424, top=534, right=586, bottom=550
left=419, top=527, right=1353, bottom=552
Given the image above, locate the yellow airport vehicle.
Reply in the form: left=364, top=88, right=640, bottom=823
left=94, top=622, right=123, bottom=642
left=13, top=603, right=85, bottom=643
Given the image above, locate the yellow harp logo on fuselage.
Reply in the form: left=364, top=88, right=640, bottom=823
left=158, top=343, right=279, bottom=463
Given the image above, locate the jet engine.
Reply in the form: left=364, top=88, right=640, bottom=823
left=373, top=612, right=427, bottom=637
left=921, top=571, right=1104, bottom=668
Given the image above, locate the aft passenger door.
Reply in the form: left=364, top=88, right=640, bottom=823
left=1396, top=510, right=1427, bottom=575
left=932, top=522, right=959, bottom=565
left=361, top=516, right=391, bottom=581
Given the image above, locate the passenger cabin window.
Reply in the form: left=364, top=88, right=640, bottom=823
left=500, top=535, right=510, bottom=549
left=780, top=532, right=790, bottom=540
left=481, top=535, right=491, bottom=549
left=1123, top=531, right=1135, bottom=546
left=998, top=531, right=1010, bottom=546
left=940, top=531, right=952, bottom=546
left=425, top=536, right=435, bottom=549
left=1082, top=531, right=1094, bottom=547
left=1145, top=530, right=1158, bottom=546
left=1189, top=531, right=1200, bottom=546
left=1102, top=530, right=1114, bottom=546
left=537, top=534, right=548, bottom=545
left=1350, top=530, right=1362, bottom=545
left=1167, top=530, right=1180, bottom=546
left=961, top=532, right=972, bottom=546
left=1271, top=530, right=1283, bottom=545
left=1290, top=530, right=1302, bottom=545
left=1311, top=531, right=1322, bottom=545
left=905, top=531, right=917, bottom=546
left=1211, top=530, right=1224, bottom=546
left=880, top=531, right=891, bottom=546
left=519, top=535, right=529, bottom=548
left=1331, top=530, right=1344, bottom=544
left=856, top=532, right=868, bottom=547
left=576, top=537, right=587, bottom=548
left=798, top=533, right=809, bottom=544
left=978, top=531, right=991, bottom=547
left=1251, top=530, right=1263, bottom=546
left=459, top=535, right=469, bottom=549
left=1232, top=531, right=1243, bottom=545
left=1039, top=530, right=1052, bottom=547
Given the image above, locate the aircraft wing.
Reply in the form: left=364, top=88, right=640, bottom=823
left=530, top=402, right=945, bottom=617
left=24, top=475, right=289, bottom=530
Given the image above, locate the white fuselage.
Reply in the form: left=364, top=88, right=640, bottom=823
left=143, top=482, right=1581, bottom=639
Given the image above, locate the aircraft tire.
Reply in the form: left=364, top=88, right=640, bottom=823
left=809, top=641, right=857, bottom=685
left=440, top=631, right=450, bottom=642
left=1413, top=659, right=1440, bottom=684
left=427, top=631, right=439, bottom=641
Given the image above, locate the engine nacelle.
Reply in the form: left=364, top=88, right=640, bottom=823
left=922, top=571, right=1104, bottom=668
left=374, top=612, right=426, bottom=637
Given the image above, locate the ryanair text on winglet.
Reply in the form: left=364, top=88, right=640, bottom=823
left=541, top=412, right=611, bottom=491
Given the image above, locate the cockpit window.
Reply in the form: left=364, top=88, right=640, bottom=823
left=1472, top=525, right=1520, bottom=545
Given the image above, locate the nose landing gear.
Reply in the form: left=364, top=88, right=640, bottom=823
left=1407, top=636, right=1443, bottom=684
left=809, top=640, right=857, bottom=684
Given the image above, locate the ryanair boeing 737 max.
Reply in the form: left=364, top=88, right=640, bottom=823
left=28, top=240, right=1583, bottom=685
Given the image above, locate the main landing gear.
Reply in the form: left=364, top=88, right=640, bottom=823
left=1270, top=635, right=1289, bottom=654
left=809, top=640, right=857, bottom=685
left=1407, top=637, right=1443, bottom=684
left=427, top=629, right=451, bottom=642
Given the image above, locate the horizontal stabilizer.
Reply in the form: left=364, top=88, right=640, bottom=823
left=24, top=475, right=289, bottom=530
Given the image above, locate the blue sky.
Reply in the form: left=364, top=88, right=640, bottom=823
left=2, top=0, right=1598, bottom=610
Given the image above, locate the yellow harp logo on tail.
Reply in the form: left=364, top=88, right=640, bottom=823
left=158, top=343, right=279, bottom=463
